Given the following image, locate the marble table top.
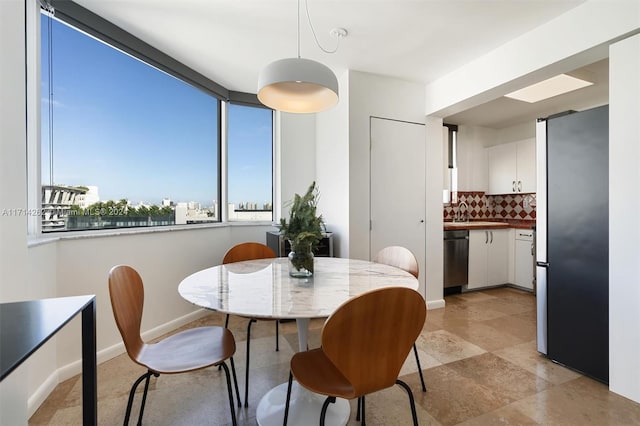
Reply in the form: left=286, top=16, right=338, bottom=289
left=178, top=257, right=419, bottom=320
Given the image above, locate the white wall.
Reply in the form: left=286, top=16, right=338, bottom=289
left=52, top=225, right=272, bottom=370
left=342, top=71, right=445, bottom=305
left=496, top=121, right=536, bottom=144
left=0, top=1, right=30, bottom=424
left=347, top=71, right=427, bottom=261
left=25, top=243, right=58, bottom=412
left=278, top=112, right=316, bottom=220
left=19, top=224, right=273, bottom=420
left=425, top=116, right=445, bottom=309
left=316, top=71, right=350, bottom=257
left=609, top=33, right=640, bottom=404
left=0, top=2, right=29, bottom=303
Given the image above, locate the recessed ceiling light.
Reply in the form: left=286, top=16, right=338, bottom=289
left=505, top=74, right=593, bottom=103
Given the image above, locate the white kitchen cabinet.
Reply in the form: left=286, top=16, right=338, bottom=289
left=456, top=125, right=491, bottom=192
left=467, top=228, right=509, bottom=289
left=487, top=139, right=536, bottom=194
left=514, top=229, right=534, bottom=290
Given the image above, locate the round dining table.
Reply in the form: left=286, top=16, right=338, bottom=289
left=178, top=256, right=419, bottom=426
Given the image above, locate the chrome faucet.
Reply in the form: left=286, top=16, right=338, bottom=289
left=455, top=201, right=469, bottom=222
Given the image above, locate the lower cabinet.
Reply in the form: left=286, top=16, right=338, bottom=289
left=514, top=229, right=534, bottom=290
left=468, top=229, right=509, bottom=289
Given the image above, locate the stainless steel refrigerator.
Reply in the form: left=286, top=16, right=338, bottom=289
left=536, top=105, right=609, bottom=384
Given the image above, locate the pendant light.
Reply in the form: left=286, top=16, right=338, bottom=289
left=257, top=0, right=343, bottom=113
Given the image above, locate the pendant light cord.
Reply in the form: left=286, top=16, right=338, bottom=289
left=304, top=0, right=343, bottom=54
left=297, top=0, right=300, bottom=58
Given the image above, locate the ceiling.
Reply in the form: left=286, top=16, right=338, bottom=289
left=73, top=0, right=598, bottom=128
left=444, top=59, right=609, bottom=129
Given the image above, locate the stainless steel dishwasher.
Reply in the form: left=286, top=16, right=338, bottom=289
left=444, top=229, right=469, bottom=291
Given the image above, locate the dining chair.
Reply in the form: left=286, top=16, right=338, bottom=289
left=222, top=242, right=278, bottom=407
left=108, top=265, right=240, bottom=426
left=283, top=287, right=426, bottom=426
left=373, top=246, right=427, bottom=392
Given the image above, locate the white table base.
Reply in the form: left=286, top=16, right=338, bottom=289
left=296, top=318, right=309, bottom=352
left=256, top=317, right=350, bottom=425
left=256, top=381, right=350, bottom=426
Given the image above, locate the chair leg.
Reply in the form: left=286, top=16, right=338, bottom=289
left=275, top=320, right=280, bottom=351
left=356, top=396, right=366, bottom=423
left=361, top=395, right=366, bottom=426
left=244, top=318, right=257, bottom=407
left=229, top=357, right=242, bottom=407
left=396, top=379, right=418, bottom=426
left=220, top=314, right=231, bottom=372
left=283, top=372, right=293, bottom=426
left=413, top=343, right=427, bottom=392
left=220, top=362, right=238, bottom=426
left=124, top=371, right=152, bottom=426
left=136, top=371, right=159, bottom=426
left=319, top=396, right=336, bottom=426
left=136, top=371, right=155, bottom=426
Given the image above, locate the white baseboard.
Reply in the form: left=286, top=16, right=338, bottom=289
left=427, top=299, right=445, bottom=310
left=27, top=308, right=210, bottom=417
left=27, top=371, right=59, bottom=418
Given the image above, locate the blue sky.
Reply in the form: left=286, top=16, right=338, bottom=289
left=41, top=14, right=272, bottom=208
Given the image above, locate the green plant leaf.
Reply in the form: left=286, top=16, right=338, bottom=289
left=279, top=181, right=324, bottom=251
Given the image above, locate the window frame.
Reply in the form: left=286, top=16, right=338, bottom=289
left=30, top=0, right=275, bottom=235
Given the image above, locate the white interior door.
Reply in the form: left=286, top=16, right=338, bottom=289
left=370, top=117, right=426, bottom=295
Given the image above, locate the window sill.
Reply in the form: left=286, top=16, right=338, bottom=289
left=28, top=221, right=277, bottom=247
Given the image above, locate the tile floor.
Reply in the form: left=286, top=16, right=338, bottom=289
left=29, top=287, right=640, bottom=425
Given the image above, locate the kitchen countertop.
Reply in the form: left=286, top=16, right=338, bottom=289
left=443, top=220, right=534, bottom=230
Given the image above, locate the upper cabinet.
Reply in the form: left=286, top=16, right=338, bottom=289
left=455, top=125, right=491, bottom=193
left=487, top=138, right=536, bottom=194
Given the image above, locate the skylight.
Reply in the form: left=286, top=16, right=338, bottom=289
left=505, top=74, right=593, bottom=103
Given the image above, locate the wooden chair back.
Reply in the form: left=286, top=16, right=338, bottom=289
left=373, top=246, right=419, bottom=278
left=108, top=265, right=146, bottom=363
left=222, top=242, right=276, bottom=264
left=321, top=287, right=426, bottom=396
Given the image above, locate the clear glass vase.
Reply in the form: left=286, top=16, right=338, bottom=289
left=288, top=242, right=314, bottom=277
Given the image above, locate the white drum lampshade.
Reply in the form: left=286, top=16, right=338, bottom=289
left=257, top=57, right=339, bottom=113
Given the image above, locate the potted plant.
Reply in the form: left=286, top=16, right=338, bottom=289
left=279, top=182, right=324, bottom=277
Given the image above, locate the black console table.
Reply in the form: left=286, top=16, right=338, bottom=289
left=266, top=231, right=334, bottom=257
left=0, top=295, right=97, bottom=425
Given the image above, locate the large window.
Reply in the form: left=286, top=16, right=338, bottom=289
left=39, top=6, right=272, bottom=232
left=227, top=104, right=273, bottom=221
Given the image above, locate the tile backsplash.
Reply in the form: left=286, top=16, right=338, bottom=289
left=444, top=191, right=536, bottom=222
